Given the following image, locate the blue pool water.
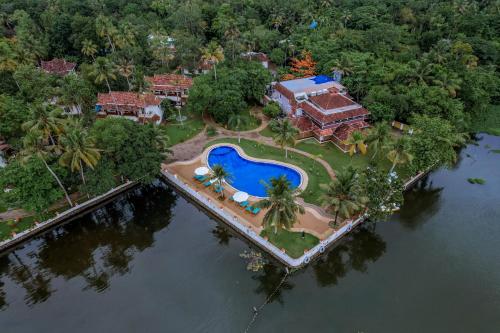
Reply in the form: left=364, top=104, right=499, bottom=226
left=207, top=146, right=302, bottom=197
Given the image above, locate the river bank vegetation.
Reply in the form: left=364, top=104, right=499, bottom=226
left=0, top=0, right=499, bottom=241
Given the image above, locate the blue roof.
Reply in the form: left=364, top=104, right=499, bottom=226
left=311, top=75, right=334, bottom=84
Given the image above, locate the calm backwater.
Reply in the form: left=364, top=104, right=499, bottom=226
left=0, top=134, right=499, bottom=333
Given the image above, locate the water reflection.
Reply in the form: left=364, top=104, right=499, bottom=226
left=398, top=177, right=443, bottom=229
left=0, top=181, right=177, bottom=309
left=313, top=225, right=386, bottom=287
left=253, top=264, right=293, bottom=304
left=211, top=225, right=233, bottom=245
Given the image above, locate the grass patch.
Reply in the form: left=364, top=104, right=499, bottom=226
left=296, top=138, right=412, bottom=180
left=261, top=228, right=319, bottom=258
left=259, top=125, right=275, bottom=138
left=467, top=178, right=486, bottom=185
left=228, top=107, right=261, bottom=131
left=162, top=114, right=205, bottom=146
left=205, top=138, right=331, bottom=205
left=470, top=105, right=500, bottom=136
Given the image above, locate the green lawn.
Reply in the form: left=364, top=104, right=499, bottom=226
left=228, top=107, right=261, bottom=131
left=296, top=138, right=412, bottom=180
left=261, top=228, right=319, bottom=258
left=162, top=115, right=205, bottom=146
left=471, top=105, right=500, bottom=136
left=205, top=138, right=332, bottom=205
left=259, top=125, right=275, bottom=138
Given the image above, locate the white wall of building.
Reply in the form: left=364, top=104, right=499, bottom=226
left=271, top=90, right=292, bottom=114
left=144, top=105, right=163, bottom=124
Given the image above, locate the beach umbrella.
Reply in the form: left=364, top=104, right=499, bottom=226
left=233, top=191, right=249, bottom=203
left=195, top=166, right=209, bottom=176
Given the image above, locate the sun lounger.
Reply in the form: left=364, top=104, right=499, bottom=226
left=194, top=175, right=207, bottom=182
left=239, top=201, right=249, bottom=208
left=203, top=179, right=215, bottom=187
left=245, top=206, right=261, bottom=215
left=251, top=207, right=261, bottom=215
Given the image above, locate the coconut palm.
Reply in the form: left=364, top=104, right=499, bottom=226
left=19, top=130, right=73, bottom=207
left=22, top=104, right=65, bottom=146
left=432, top=72, right=462, bottom=97
left=89, top=57, right=116, bottom=93
left=257, top=175, right=305, bottom=234
left=210, top=164, right=230, bottom=198
left=227, top=113, right=248, bottom=143
left=152, top=43, right=175, bottom=67
left=81, top=39, right=97, bottom=61
left=320, top=166, right=367, bottom=227
left=200, top=41, right=224, bottom=80
left=150, top=124, right=171, bottom=156
left=365, top=122, right=391, bottom=160
left=116, top=58, right=134, bottom=91
left=344, top=131, right=367, bottom=156
left=95, top=15, right=117, bottom=52
left=386, top=136, right=413, bottom=173
left=272, top=119, right=299, bottom=158
left=58, top=121, right=101, bottom=185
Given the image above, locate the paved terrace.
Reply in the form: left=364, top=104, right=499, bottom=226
left=165, top=145, right=334, bottom=240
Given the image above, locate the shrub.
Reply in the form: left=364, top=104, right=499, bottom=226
left=206, top=126, right=218, bottom=137
left=263, top=102, right=281, bottom=118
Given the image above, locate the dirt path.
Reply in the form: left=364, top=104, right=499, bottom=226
left=168, top=114, right=336, bottom=179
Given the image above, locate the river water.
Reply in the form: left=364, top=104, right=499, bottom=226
left=0, top=134, right=499, bottom=332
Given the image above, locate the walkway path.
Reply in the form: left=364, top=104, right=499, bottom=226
left=168, top=113, right=336, bottom=179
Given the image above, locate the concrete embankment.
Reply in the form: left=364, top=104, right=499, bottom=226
left=0, top=181, right=139, bottom=253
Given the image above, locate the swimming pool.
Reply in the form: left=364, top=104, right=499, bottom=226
left=207, top=146, right=302, bottom=197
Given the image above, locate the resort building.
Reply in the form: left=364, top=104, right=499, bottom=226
left=270, top=75, right=370, bottom=151
left=145, top=74, right=193, bottom=106
left=40, top=58, right=76, bottom=76
left=183, top=59, right=213, bottom=76
left=241, top=52, right=270, bottom=69
left=95, top=92, right=163, bottom=124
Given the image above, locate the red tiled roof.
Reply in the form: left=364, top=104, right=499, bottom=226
left=97, top=92, right=161, bottom=107
left=300, top=101, right=369, bottom=124
left=291, top=117, right=315, bottom=132
left=332, top=121, right=369, bottom=141
left=313, top=127, right=334, bottom=137
left=145, top=74, right=193, bottom=91
left=309, top=93, right=354, bottom=110
left=40, top=59, right=76, bottom=75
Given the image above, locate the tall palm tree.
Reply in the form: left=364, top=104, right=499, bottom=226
left=200, top=41, right=224, bottom=80
left=19, top=130, right=73, bottom=207
left=257, top=175, right=305, bottom=234
left=22, top=104, right=65, bottom=146
left=89, top=57, right=116, bottom=93
left=116, top=58, right=134, bottom=91
left=227, top=113, right=248, bottom=143
left=150, top=124, right=171, bottom=156
left=320, top=166, right=367, bottom=227
left=210, top=164, right=230, bottom=198
left=81, top=39, right=97, bottom=61
left=365, top=122, right=391, bottom=160
left=432, top=72, right=462, bottom=97
left=95, top=15, right=117, bottom=52
left=386, top=136, right=413, bottom=173
left=272, top=119, right=298, bottom=158
left=152, top=43, right=175, bottom=67
left=343, top=131, right=367, bottom=156
left=58, top=121, right=101, bottom=185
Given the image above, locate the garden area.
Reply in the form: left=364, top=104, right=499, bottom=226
left=261, top=228, right=319, bottom=259
left=226, top=106, right=262, bottom=132
left=161, top=115, right=205, bottom=146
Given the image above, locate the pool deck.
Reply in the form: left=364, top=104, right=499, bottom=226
left=163, top=143, right=369, bottom=267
